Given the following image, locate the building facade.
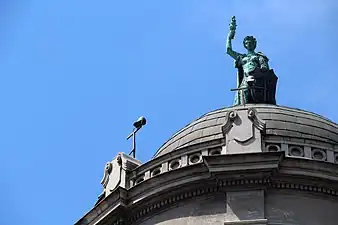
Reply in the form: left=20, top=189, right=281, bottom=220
left=75, top=104, right=338, bottom=225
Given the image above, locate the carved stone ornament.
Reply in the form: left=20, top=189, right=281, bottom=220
left=221, top=110, right=238, bottom=135
left=100, top=153, right=124, bottom=191
left=99, top=152, right=143, bottom=199
left=231, top=111, right=254, bottom=143
left=101, top=162, right=113, bottom=188
left=247, top=108, right=266, bottom=132
left=116, top=154, right=122, bottom=166
left=222, top=108, right=266, bottom=154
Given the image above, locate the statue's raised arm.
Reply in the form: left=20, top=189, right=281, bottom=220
left=226, top=16, right=241, bottom=60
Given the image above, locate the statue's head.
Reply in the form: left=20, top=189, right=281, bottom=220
left=243, top=36, right=257, bottom=51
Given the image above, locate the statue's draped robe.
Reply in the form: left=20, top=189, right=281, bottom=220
left=233, top=52, right=270, bottom=105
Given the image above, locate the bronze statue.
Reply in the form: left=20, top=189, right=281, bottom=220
left=226, top=16, right=277, bottom=105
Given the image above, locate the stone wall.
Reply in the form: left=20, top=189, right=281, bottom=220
left=136, top=190, right=338, bottom=225
left=137, top=193, right=226, bottom=225
left=266, top=190, right=338, bottom=225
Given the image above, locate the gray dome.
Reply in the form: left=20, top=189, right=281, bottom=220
left=153, top=104, right=338, bottom=158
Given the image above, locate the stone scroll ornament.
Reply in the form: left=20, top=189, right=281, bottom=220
left=98, top=154, right=123, bottom=199
left=226, top=16, right=278, bottom=105
left=96, top=152, right=142, bottom=204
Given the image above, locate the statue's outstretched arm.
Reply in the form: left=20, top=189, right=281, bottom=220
left=226, top=16, right=241, bottom=60
left=226, top=37, right=241, bottom=60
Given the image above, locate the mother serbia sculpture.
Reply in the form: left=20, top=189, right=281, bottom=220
left=226, top=16, right=278, bottom=105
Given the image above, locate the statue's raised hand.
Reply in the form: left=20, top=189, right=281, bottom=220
left=228, top=16, right=236, bottom=40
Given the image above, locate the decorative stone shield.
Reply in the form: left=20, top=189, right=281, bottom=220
left=222, top=108, right=266, bottom=154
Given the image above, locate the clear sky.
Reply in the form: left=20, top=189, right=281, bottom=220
left=1, top=1, right=338, bottom=224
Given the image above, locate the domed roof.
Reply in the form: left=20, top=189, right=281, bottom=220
left=153, top=104, right=338, bottom=158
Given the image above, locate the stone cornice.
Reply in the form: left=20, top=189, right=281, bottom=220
left=278, top=158, right=338, bottom=188
left=74, top=187, right=127, bottom=225
left=203, top=152, right=283, bottom=174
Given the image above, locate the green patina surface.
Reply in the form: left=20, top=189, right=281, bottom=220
left=226, top=16, right=277, bottom=105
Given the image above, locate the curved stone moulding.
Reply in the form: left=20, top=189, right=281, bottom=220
left=247, top=107, right=266, bottom=132
left=221, top=110, right=238, bottom=135
left=100, top=161, right=113, bottom=188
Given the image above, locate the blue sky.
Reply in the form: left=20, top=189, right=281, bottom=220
left=1, top=1, right=338, bottom=224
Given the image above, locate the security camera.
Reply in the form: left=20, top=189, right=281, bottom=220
left=127, top=116, right=147, bottom=158
left=133, top=116, right=147, bottom=129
